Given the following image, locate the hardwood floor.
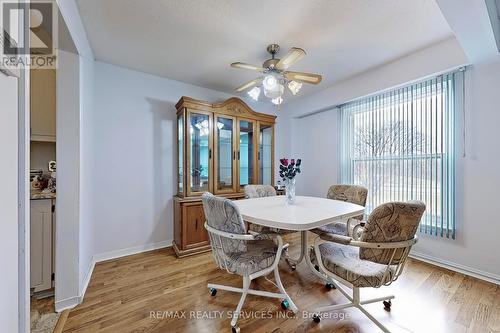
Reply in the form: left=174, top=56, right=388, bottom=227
left=62, top=234, right=500, bottom=332
left=31, top=295, right=55, bottom=316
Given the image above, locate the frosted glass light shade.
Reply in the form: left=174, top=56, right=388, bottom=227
left=264, top=83, right=284, bottom=99
left=247, top=87, right=260, bottom=101
left=288, top=81, right=302, bottom=95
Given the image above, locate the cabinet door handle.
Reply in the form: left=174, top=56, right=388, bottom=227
left=233, top=151, right=236, bottom=160
left=209, top=149, right=212, bottom=159
left=238, top=150, right=240, bottom=160
left=195, top=218, right=198, bottom=230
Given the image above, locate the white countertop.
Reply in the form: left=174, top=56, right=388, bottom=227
left=234, top=195, right=365, bottom=231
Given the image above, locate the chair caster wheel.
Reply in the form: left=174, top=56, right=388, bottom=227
left=231, top=326, right=240, bottom=333
left=209, top=288, right=217, bottom=296
left=281, top=299, right=290, bottom=310
left=312, top=314, right=321, bottom=323
left=290, top=264, right=296, bottom=271
left=325, top=282, right=336, bottom=290
left=314, top=265, right=319, bottom=271
left=383, top=300, right=392, bottom=311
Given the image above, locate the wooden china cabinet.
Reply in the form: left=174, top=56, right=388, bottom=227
left=173, top=96, right=276, bottom=257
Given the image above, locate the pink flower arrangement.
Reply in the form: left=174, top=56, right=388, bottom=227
left=279, top=158, right=302, bottom=180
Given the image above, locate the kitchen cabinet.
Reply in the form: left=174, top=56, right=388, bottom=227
left=30, top=199, right=54, bottom=292
left=30, top=68, right=56, bottom=142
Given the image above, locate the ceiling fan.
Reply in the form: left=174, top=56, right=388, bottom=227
left=231, top=44, right=322, bottom=105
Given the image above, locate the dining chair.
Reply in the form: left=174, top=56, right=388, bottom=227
left=244, top=185, right=300, bottom=270
left=202, top=193, right=297, bottom=333
left=309, top=201, right=426, bottom=332
left=310, top=184, right=368, bottom=238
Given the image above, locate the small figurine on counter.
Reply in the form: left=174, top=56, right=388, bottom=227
left=31, top=175, right=48, bottom=193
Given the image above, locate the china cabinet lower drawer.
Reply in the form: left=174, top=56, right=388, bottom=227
left=172, top=193, right=244, bottom=258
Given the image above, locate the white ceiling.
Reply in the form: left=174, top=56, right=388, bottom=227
left=76, top=0, right=453, bottom=99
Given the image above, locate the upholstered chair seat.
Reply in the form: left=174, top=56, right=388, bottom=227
left=310, top=243, right=397, bottom=288
left=224, top=239, right=278, bottom=275
left=312, top=222, right=346, bottom=235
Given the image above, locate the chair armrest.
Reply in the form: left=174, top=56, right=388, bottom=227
left=349, top=236, right=418, bottom=249
left=204, top=222, right=285, bottom=246
left=204, top=222, right=256, bottom=240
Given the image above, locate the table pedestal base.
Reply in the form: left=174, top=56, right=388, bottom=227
left=287, top=231, right=339, bottom=288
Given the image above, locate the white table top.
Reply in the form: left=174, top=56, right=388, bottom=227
left=234, top=195, right=365, bottom=231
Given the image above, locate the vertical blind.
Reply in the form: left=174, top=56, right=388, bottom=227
left=341, top=70, right=464, bottom=239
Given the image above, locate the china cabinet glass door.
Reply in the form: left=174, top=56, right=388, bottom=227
left=214, top=116, right=235, bottom=193
left=238, top=119, right=256, bottom=190
left=258, top=123, right=273, bottom=185
left=188, top=112, right=212, bottom=194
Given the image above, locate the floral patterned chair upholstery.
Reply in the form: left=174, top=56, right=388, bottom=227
left=202, top=193, right=297, bottom=332
left=310, top=184, right=368, bottom=237
left=309, top=200, right=426, bottom=332
left=244, top=184, right=277, bottom=199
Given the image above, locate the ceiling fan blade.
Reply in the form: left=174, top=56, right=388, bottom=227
left=275, top=47, right=306, bottom=70
left=235, top=77, right=263, bottom=92
left=284, top=71, right=322, bottom=84
left=231, top=62, right=265, bottom=72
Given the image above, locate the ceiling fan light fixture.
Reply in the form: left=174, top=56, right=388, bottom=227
left=263, top=74, right=278, bottom=90
left=247, top=87, right=260, bottom=101
left=288, top=80, right=302, bottom=95
left=231, top=44, right=322, bottom=106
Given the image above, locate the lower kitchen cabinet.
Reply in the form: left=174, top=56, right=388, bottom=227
left=30, top=199, right=54, bottom=292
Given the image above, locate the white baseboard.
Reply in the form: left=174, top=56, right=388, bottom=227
left=75, top=239, right=173, bottom=307
left=78, top=258, right=96, bottom=305
left=55, top=296, right=80, bottom=313
left=92, top=239, right=173, bottom=263
left=410, top=251, right=500, bottom=285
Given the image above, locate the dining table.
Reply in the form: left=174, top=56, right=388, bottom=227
left=233, top=195, right=365, bottom=281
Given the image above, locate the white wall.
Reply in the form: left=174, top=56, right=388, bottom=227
left=55, top=50, right=81, bottom=311
left=78, top=55, right=95, bottom=296
left=56, top=0, right=97, bottom=310
left=293, top=109, right=341, bottom=196
left=90, top=61, right=281, bottom=257
left=287, top=37, right=500, bottom=281
left=412, top=57, right=500, bottom=280
left=0, top=71, right=20, bottom=333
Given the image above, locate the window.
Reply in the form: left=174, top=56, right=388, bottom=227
left=341, top=71, right=464, bottom=238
